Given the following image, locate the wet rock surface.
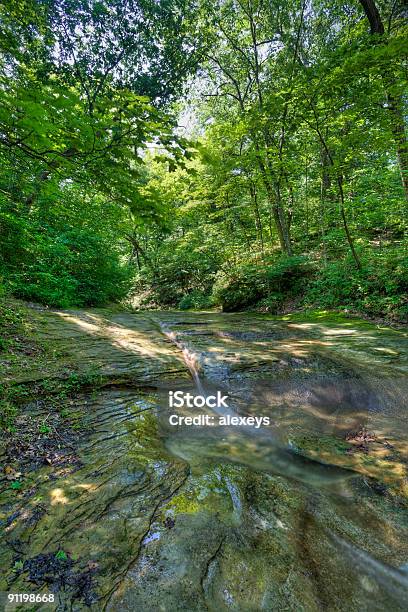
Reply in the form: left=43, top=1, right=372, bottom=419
left=1, top=307, right=408, bottom=610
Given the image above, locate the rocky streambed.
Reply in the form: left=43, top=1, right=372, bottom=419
left=1, top=306, right=408, bottom=610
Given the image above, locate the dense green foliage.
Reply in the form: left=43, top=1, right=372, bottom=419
left=0, top=0, right=200, bottom=306
left=1, top=188, right=132, bottom=306
left=0, top=0, right=407, bottom=319
left=212, top=256, right=310, bottom=312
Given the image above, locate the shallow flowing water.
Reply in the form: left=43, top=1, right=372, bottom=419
left=1, top=308, right=408, bottom=610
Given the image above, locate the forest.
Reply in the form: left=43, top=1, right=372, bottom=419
left=0, top=0, right=407, bottom=320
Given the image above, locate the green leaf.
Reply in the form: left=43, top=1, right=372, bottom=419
left=55, top=550, right=68, bottom=561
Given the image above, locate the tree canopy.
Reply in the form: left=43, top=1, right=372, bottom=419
left=0, top=0, right=407, bottom=318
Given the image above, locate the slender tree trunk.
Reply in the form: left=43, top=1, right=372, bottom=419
left=287, top=183, right=294, bottom=232
left=268, top=212, right=274, bottom=246
left=276, top=184, right=292, bottom=255
left=130, top=246, right=141, bottom=270
left=337, top=174, right=362, bottom=269
left=358, top=0, right=408, bottom=201
left=247, top=5, right=292, bottom=256
left=124, top=231, right=150, bottom=268
left=226, top=191, right=252, bottom=252
left=264, top=180, right=292, bottom=255
left=249, top=181, right=264, bottom=256
left=254, top=143, right=292, bottom=255
left=304, top=159, right=309, bottom=237
left=387, top=93, right=408, bottom=201
left=261, top=149, right=292, bottom=255
left=319, top=146, right=329, bottom=262
left=312, top=119, right=362, bottom=268
left=321, top=145, right=331, bottom=196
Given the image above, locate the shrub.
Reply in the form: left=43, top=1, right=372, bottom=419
left=178, top=290, right=214, bottom=310
left=212, top=255, right=311, bottom=312
left=0, top=186, right=133, bottom=308
left=303, top=249, right=408, bottom=321
left=8, top=228, right=132, bottom=308
left=135, top=230, right=222, bottom=307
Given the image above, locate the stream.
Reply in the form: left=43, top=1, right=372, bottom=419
left=1, top=308, right=408, bottom=611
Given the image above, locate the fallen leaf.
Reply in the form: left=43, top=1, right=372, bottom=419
left=4, top=467, right=22, bottom=480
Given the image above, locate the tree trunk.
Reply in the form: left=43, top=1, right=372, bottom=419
left=249, top=181, right=264, bottom=256
left=124, top=231, right=150, bottom=268
left=266, top=183, right=292, bottom=256
left=358, top=0, right=384, bottom=34
left=358, top=0, right=408, bottom=201
left=313, top=121, right=362, bottom=268
left=337, top=174, right=362, bottom=269
left=387, top=92, right=408, bottom=201
left=287, top=183, right=294, bottom=233
left=319, top=146, right=329, bottom=262
left=254, top=142, right=292, bottom=255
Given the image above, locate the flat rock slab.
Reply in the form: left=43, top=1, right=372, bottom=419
left=1, top=306, right=408, bottom=610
